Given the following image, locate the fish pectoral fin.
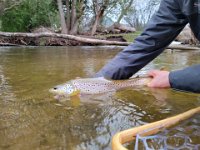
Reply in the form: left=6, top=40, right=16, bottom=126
left=69, top=89, right=80, bottom=97
left=54, top=95, right=71, bottom=101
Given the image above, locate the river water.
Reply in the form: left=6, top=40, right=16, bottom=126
left=0, top=46, right=199, bottom=150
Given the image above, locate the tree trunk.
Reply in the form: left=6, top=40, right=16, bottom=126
left=57, top=0, right=68, bottom=34
left=66, top=0, right=71, bottom=31
left=117, top=9, right=125, bottom=24
left=91, top=0, right=109, bottom=36
left=91, top=15, right=100, bottom=36
left=70, top=0, right=77, bottom=31
left=70, top=20, right=79, bottom=35
left=70, top=0, right=85, bottom=34
left=91, top=9, right=105, bottom=36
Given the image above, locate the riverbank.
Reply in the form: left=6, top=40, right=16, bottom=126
left=0, top=31, right=200, bottom=51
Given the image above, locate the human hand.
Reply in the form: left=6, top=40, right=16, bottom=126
left=147, top=70, right=171, bottom=88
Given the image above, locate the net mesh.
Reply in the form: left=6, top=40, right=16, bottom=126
left=134, top=115, right=200, bottom=150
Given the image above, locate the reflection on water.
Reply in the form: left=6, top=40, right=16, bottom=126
left=0, top=46, right=200, bottom=149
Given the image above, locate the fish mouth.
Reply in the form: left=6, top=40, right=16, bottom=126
left=49, top=88, right=57, bottom=94
left=49, top=88, right=64, bottom=95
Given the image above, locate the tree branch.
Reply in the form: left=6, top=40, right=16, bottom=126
left=3, top=1, right=22, bottom=12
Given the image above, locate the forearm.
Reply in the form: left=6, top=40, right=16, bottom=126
left=169, top=64, right=200, bottom=93
left=96, top=0, right=187, bottom=80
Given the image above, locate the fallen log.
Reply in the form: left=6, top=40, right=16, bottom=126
left=0, top=31, right=129, bottom=46
left=168, top=44, right=200, bottom=50
left=113, top=23, right=136, bottom=33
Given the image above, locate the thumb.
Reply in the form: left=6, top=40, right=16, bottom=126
left=147, top=70, right=160, bottom=77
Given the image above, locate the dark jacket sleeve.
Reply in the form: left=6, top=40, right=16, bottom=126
left=169, top=65, right=200, bottom=93
left=95, top=0, right=188, bottom=80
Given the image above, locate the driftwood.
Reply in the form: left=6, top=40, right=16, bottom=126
left=106, top=23, right=136, bottom=34
left=113, top=23, right=136, bottom=33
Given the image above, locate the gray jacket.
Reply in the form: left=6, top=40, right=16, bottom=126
left=96, top=0, right=200, bottom=93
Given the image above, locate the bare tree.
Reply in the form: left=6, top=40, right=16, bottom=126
left=64, top=0, right=85, bottom=34
left=72, top=0, right=85, bottom=34
left=0, top=0, right=22, bottom=15
left=145, top=0, right=160, bottom=22
left=90, top=0, right=110, bottom=35
left=116, top=0, right=134, bottom=24
left=55, top=0, right=86, bottom=35
left=124, top=0, right=160, bottom=29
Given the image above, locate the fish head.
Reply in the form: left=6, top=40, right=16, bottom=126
left=49, top=81, right=80, bottom=97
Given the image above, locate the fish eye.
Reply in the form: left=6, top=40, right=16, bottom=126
left=53, top=87, right=57, bottom=90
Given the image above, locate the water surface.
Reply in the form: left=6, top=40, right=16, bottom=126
left=0, top=46, right=199, bottom=149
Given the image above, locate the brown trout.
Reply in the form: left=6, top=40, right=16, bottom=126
left=49, top=77, right=152, bottom=97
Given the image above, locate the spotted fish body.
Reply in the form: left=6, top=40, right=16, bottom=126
left=49, top=77, right=152, bottom=96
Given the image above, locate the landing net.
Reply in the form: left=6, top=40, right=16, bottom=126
left=134, top=115, right=200, bottom=150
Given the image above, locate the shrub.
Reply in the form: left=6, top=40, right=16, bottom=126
left=0, top=0, right=58, bottom=32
